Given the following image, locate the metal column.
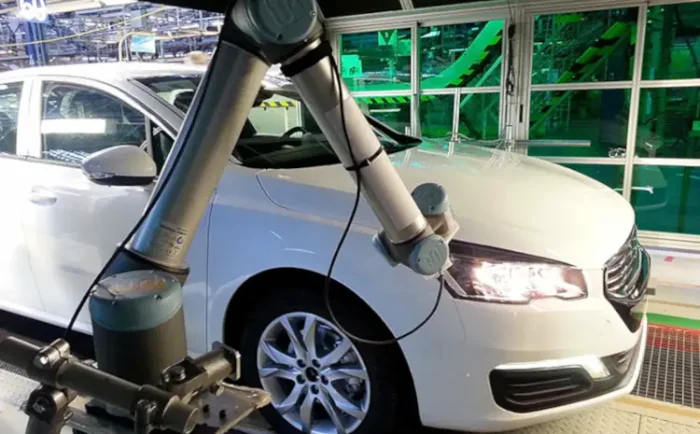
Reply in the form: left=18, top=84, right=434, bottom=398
left=23, top=21, right=47, bottom=66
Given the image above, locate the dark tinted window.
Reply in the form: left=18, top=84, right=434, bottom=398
left=138, top=75, right=419, bottom=169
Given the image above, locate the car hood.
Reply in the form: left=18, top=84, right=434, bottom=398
left=255, top=145, right=634, bottom=268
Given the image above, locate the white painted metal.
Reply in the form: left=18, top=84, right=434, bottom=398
left=349, top=90, right=413, bottom=98
left=531, top=81, right=634, bottom=91
left=640, top=231, right=700, bottom=250
left=634, top=158, right=700, bottom=167
left=540, top=157, right=626, bottom=165
left=516, top=0, right=642, bottom=15
left=82, top=146, right=157, bottom=182
left=411, top=23, right=419, bottom=136
left=399, top=0, right=414, bottom=10
left=498, top=16, right=510, bottom=139
left=517, top=139, right=591, bottom=147
left=421, top=87, right=501, bottom=95
left=325, top=2, right=510, bottom=33
left=0, top=63, right=649, bottom=432
left=415, top=12, right=509, bottom=28
left=622, top=4, right=648, bottom=202
left=639, top=79, right=700, bottom=89
left=458, top=86, right=502, bottom=94
left=451, top=88, right=460, bottom=137
left=513, top=10, right=534, bottom=153
left=0, top=80, right=45, bottom=314
left=648, top=0, right=700, bottom=6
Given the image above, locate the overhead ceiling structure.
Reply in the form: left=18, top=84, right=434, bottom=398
left=0, top=0, right=495, bottom=69
left=135, top=0, right=486, bottom=18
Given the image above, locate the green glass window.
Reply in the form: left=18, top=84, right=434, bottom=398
left=632, top=165, right=700, bottom=235
left=340, top=29, right=412, bottom=92
left=419, top=95, right=453, bottom=139
left=559, top=163, right=625, bottom=192
left=637, top=87, right=700, bottom=159
left=355, top=96, right=411, bottom=133
left=643, top=4, right=700, bottom=80
left=458, top=92, right=500, bottom=140
left=528, top=89, right=630, bottom=158
left=419, top=21, right=504, bottom=90
left=532, top=9, right=638, bottom=84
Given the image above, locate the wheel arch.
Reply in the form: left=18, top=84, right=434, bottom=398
left=221, top=267, right=419, bottom=414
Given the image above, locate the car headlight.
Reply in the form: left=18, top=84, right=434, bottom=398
left=445, top=242, right=587, bottom=304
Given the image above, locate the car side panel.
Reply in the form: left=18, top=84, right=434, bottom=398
left=0, top=157, right=46, bottom=313
left=12, top=75, right=209, bottom=354
left=206, top=167, right=467, bottom=426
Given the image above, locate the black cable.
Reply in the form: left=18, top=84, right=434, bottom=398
left=62, top=66, right=216, bottom=340
left=323, top=56, right=445, bottom=346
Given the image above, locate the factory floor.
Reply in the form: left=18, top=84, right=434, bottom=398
left=2, top=319, right=699, bottom=434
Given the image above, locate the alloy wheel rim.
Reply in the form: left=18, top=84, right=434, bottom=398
left=256, top=312, right=371, bottom=434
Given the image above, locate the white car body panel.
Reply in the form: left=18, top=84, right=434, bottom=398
left=0, top=63, right=646, bottom=432
left=219, top=153, right=643, bottom=430
left=0, top=157, right=45, bottom=311
left=258, top=146, right=635, bottom=269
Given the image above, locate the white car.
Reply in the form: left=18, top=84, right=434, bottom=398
left=0, top=63, right=649, bottom=434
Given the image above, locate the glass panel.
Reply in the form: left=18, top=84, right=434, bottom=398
left=528, top=89, right=630, bottom=158
left=559, top=163, right=625, bottom=192
left=136, top=75, right=201, bottom=113
left=632, top=165, right=700, bottom=235
left=249, top=94, right=304, bottom=136
left=458, top=92, right=500, bottom=140
left=0, top=82, right=22, bottom=157
left=419, top=21, right=504, bottom=89
left=532, top=9, right=638, bottom=84
left=643, top=4, right=700, bottom=80
left=231, top=92, right=415, bottom=170
left=419, top=95, right=453, bottom=139
left=637, top=87, right=700, bottom=159
left=41, top=82, right=146, bottom=165
left=341, top=29, right=412, bottom=92
left=355, top=96, right=412, bottom=133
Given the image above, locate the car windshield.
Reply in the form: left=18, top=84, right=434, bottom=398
left=135, top=75, right=420, bottom=169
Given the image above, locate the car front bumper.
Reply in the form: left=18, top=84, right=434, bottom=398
left=411, top=283, right=648, bottom=432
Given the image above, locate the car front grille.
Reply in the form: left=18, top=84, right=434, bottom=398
left=603, top=227, right=650, bottom=332
left=605, top=228, right=644, bottom=299
left=490, top=344, right=643, bottom=413
left=489, top=369, right=593, bottom=413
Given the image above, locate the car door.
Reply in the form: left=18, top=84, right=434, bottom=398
left=20, top=76, right=210, bottom=354
left=0, top=80, right=45, bottom=315
left=21, top=78, right=156, bottom=328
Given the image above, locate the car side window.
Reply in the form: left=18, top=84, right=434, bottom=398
left=40, top=82, right=147, bottom=165
left=0, top=82, right=22, bottom=157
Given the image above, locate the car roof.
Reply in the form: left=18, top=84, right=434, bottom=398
left=0, top=62, right=206, bottom=81
left=0, top=62, right=290, bottom=90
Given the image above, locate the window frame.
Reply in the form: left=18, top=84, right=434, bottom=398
left=0, top=79, right=31, bottom=161
left=24, top=76, right=173, bottom=169
left=331, top=0, right=700, bottom=246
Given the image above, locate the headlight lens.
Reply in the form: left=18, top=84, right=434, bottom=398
left=445, top=242, right=587, bottom=304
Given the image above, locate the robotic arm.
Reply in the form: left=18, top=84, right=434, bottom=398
left=131, top=0, right=456, bottom=276
left=0, top=1, right=458, bottom=433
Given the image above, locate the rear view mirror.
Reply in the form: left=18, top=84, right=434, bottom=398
left=82, top=145, right=156, bottom=186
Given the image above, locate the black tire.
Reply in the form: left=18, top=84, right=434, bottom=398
left=239, top=287, right=414, bottom=434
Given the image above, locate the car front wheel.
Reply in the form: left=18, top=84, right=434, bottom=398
left=239, top=290, right=408, bottom=434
